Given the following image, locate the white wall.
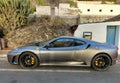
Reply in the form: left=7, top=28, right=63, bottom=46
left=35, top=3, right=120, bottom=16
left=74, top=23, right=106, bottom=43
left=35, top=6, right=58, bottom=16
left=75, top=21, right=120, bottom=42
left=77, top=3, right=120, bottom=15
left=35, top=3, right=70, bottom=16
left=74, top=21, right=120, bottom=53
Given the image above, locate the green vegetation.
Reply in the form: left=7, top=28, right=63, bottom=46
left=7, top=16, right=69, bottom=48
left=0, top=0, right=118, bottom=48
left=101, top=0, right=117, bottom=4
left=67, top=0, right=76, bottom=7
left=0, top=0, right=35, bottom=33
left=36, top=0, right=45, bottom=6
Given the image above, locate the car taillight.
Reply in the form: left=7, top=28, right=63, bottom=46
left=112, top=56, right=117, bottom=59
left=115, top=46, right=119, bottom=50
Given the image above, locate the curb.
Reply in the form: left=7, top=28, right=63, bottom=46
left=0, top=54, right=7, bottom=58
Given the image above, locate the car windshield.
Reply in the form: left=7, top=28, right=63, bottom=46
left=38, top=40, right=48, bottom=46
left=37, top=38, right=53, bottom=46
left=25, top=39, right=50, bottom=46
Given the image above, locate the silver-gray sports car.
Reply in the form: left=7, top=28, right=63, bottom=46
left=7, top=36, right=118, bottom=71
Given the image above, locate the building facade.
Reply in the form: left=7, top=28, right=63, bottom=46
left=74, top=21, right=120, bottom=53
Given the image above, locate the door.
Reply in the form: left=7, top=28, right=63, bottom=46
left=106, top=26, right=117, bottom=45
left=40, top=38, right=75, bottom=62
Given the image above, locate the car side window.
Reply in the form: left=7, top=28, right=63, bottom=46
left=74, top=39, right=85, bottom=46
left=50, top=38, right=74, bottom=47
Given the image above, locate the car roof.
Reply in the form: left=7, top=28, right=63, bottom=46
left=57, top=36, right=85, bottom=40
left=58, top=36, right=80, bottom=39
left=57, top=36, right=102, bottom=44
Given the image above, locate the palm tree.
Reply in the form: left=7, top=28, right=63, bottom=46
left=49, top=0, right=55, bottom=19
left=49, top=0, right=60, bottom=19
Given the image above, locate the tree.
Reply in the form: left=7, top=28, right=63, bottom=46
left=49, top=0, right=61, bottom=19
left=31, top=0, right=45, bottom=6
left=106, top=0, right=118, bottom=4
left=36, top=0, right=45, bottom=6
left=0, top=0, right=35, bottom=33
left=111, top=0, right=118, bottom=4
left=101, top=0, right=106, bottom=4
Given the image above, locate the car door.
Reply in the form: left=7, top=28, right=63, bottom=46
left=72, top=39, right=88, bottom=61
left=40, top=38, right=75, bottom=62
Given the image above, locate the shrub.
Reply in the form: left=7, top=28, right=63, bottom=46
left=7, top=17, right=70, bottom=48
left=0, top=0, right=35, bottom=33
left=36, top=0, right=45, bottom=6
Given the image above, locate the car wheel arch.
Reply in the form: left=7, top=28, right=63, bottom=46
left=18, top=51, right=39, bottom=64
left=91, top=52, right=112, bottom=67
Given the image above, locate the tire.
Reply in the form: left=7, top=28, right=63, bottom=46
left=19, top=52, right=39, bottom=69
left=91, top=54, right=111, bottom=71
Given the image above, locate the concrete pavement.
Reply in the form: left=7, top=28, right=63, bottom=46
left=0, top=58, right=120, bottom=83
left=0, top=49, right=11, bottom=58
left=0, top=49, right=120, bottom=83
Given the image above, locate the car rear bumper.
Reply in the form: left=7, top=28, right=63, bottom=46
left=111, top=59, right=117, bottom=65
left=111, top=55, right=118, bottom=65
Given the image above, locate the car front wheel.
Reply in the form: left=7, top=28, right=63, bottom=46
left=19, top=52, right=39, bottom=69
left=91, top=54, right=111, bottom=71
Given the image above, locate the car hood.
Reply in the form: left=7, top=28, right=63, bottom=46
left=9, top=46, right=41, bottom=54
left=17, top=46, right=39, bottom=50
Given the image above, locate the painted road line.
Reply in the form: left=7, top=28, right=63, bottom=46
left=0, top=69, right=91, bottom=73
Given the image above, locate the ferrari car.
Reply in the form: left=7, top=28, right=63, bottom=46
left=7, top=36, right=118, bottom=71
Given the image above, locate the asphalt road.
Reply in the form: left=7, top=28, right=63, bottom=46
left=0, top=58, right=120, bottom=83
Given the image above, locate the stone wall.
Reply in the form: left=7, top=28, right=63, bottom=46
left=34, top=3, right=118, bottom=24
left=79, top=15, right=113, bottom=24
left=77, top=2, right=120, bottom=15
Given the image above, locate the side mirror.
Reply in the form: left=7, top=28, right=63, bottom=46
left=44, top=43, right=54, bottom=49
left=34, top=41, right=40, bottom=46
left=44, top=45, right=50, bottom=49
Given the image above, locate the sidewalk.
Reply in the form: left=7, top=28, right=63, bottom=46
left=0, top=48, right=13, bottom=58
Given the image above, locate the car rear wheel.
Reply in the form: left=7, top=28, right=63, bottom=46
left=19, top=52, right=39, bottom=69
left=91, top=54, right=111, bottom=71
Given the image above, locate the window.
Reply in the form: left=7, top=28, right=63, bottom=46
left=87, top=9, right=90, bottom=12
left=110, top=10, right=113, bottom=12
left=83, top=32, right=92, bottom=40
left=99, top=9, right=102, bottom=12
left=50, top=38, right=74, bottom=47
left=74, top=39, right=85, bottom=46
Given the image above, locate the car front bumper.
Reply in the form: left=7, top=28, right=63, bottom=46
left=7, top=54, right=19, bottom=65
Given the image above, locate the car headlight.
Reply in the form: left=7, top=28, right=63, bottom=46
left=10, top=49, right=18, bottom=53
